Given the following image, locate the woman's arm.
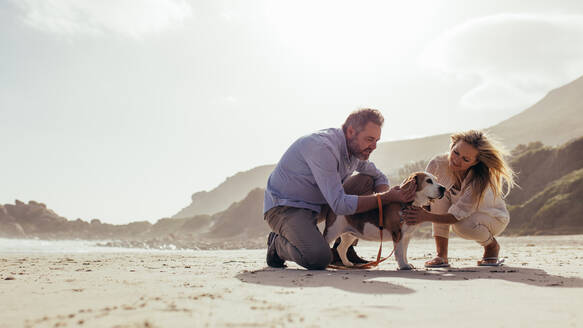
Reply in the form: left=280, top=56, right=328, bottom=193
left=401, top=206, right=458, bottom=225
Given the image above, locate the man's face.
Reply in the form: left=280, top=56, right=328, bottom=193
left=346, top=122, right=381, bottom=160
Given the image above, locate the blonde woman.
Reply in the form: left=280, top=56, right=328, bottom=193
left=402, top=130, right=515, bottom=267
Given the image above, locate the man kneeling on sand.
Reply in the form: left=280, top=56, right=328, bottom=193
left=263, top=108, right=416, bottom=269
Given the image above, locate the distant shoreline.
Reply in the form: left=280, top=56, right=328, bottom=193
left=2, top=233, right=583, bottom=253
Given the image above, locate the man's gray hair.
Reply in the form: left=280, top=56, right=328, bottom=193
left=342, top=108, right=384, bottom=134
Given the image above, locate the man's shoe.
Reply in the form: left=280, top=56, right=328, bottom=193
left=331, top=238, right=369, bottom=265
left=266, top=232, right=286, bottom=268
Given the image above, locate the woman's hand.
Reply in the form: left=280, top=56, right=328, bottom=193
left=401, top=205, right=432, bottom=225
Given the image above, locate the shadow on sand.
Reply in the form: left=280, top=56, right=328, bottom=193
left=236, top=265, right=583, bottom=295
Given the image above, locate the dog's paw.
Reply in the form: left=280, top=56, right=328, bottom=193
left=341, top=260, right=354, bottom=267
left=397, top=263, right=415, bottom=271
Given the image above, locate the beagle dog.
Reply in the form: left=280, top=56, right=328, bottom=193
left=323, top=172, right=445, bottom=269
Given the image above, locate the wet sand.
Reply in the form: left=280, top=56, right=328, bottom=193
left=1, top=235, right=582, bottom=327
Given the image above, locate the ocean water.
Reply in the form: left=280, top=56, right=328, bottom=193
left=3, top=235, right=581, bottom=255
left=0, top=238, right=181, bottom=254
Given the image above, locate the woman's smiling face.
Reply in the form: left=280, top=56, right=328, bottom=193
left=449, top=141, right=479, bottom=173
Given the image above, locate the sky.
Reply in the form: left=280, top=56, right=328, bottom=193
left=2, top=0, right=583, bottom=224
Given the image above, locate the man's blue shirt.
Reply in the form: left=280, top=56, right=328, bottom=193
left=263, top=128, right=389, bottom=216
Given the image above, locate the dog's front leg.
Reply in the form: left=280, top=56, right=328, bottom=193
left=393, top=223, right=417, bottom=270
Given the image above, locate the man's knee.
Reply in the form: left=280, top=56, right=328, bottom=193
left=357, top=174, right=374, bottom=189
left=300, top=247, right=332, bottom=270
left=343, top=174, right=374, bottom=195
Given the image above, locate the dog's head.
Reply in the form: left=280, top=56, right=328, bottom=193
left=403, top=171, right=446, bottom=206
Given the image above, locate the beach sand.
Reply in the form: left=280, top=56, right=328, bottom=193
left=1, top=235, right=582, bottom=328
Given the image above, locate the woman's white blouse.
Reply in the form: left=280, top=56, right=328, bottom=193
left=426, top=154, right=509, bottom=221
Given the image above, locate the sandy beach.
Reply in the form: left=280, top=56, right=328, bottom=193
left=1, top=235, right=582, bottom=328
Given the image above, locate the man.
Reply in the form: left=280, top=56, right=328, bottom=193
left=263, top=108, right=416, bottom=269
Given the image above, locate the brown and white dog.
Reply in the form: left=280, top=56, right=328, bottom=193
left=323, top=172, right=446, bottom=270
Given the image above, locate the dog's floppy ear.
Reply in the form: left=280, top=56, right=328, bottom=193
left=401, top=173, right=414, bottom=187
left=414, top=172, right=426, bottom=191
left=402, top=172, right=422, bottom=191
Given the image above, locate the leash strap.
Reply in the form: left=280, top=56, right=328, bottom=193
left=354, top=195, right=391, bottom=269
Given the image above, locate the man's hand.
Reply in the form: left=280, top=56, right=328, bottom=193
left=383, top=180, right=416, bottom=203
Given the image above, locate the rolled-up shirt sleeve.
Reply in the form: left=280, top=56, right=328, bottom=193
left=301, top=144, right=358, bottom=215
left=356, top=160, right=389, bottom=187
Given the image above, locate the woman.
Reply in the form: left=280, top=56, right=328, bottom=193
left=402, top=130, right=516, bottom=267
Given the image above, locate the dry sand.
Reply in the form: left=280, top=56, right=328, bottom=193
left=1, top=235, right=582, bottom=328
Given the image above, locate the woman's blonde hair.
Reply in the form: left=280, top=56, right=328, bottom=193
left=450, top=130, right=516, bottom=205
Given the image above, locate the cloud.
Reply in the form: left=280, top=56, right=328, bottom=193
left=10, top=0, right=192, bottom=39
left=420, top=14, right=583, bottom=111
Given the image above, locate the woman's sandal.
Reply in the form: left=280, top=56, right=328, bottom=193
left=477, top=257, right=505, bottom=266
left=424, top=256, right=451, bottom=268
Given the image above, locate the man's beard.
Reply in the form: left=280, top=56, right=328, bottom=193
left=347, top=137, right=372, bottom=160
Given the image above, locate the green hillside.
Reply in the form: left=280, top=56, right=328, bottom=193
left=506, top=137, right=583, bottom=205
left=504, top=136, right=583, bottom=235
left=506, top=168, right=583, bottom=235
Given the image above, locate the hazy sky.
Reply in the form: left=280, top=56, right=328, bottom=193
left=2, top=0, right=583, bottom=224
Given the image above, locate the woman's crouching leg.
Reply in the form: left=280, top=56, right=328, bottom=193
left=432, top=222, right=451, bottom=239
left=452, top=212, right=508, bottom=246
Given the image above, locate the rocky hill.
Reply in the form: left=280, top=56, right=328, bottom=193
left=372, top=74, right=583, bottom=174
left=488, top=74, right=583, bottom=148
left=172, top=165, right=274, bottom=218
left=0, top=189, right=269, bottom=250
left=507, top=168, right=583, bottom=235
left=0, top=200, right=153, bottom=240
left=504, top=137, right=583, bottom=235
